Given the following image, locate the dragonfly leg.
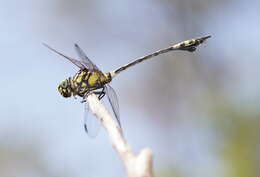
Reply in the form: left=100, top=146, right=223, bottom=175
left=98, top=92, right=105, bottom=100
left=81, top=88, right=105, bottom=103
left=81, top=99, right=86, bottom=103
left=94, top=87, right=105, bottom=100
left=81, top=91, right=91, bottom=103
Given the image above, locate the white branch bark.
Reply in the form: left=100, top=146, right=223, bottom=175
left=86, top=93, right=153, bottom=177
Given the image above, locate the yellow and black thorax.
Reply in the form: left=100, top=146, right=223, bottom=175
left=69, top=69, right=112, bottom=97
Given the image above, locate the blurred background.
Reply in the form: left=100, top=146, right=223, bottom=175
left=0, top=0, right=259, bottom=177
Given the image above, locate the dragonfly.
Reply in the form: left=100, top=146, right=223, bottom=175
left=44, top=35, right=210, bottom=137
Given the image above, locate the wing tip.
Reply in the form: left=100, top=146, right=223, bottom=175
left=84, top=124, right=88, bottom=133
left=42, top=42, right=52, bottom=50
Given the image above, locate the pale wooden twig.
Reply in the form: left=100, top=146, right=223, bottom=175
left=86, top=93, right=153, bottom=177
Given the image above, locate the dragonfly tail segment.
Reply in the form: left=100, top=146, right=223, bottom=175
left=173, top=35, right=211, bottom=52
left=109, top=35, right=211, bottom=78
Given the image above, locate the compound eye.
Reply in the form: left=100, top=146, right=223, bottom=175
left=61, top=81, right=68, bottom=88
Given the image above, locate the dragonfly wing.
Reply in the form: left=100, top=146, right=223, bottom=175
left=74, top=44, right=100, bottom=71
left=105, top=84, right=121, bottom=128
left=43, top=43, right=86, bottom=69
left=84, top=102, right=101, bottom=138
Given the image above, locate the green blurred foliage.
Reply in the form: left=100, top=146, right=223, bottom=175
left=208, top=97, right=260, bottom=177
left=156, top=168, right=184, bottom=177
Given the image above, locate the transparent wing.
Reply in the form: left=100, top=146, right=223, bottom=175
left=83, top=102, right=101, bottom=138
left=74, top=44, right=100, bottom=71
left=43, top=43, right=86, bottom=69
left=105, top=84, right=121, bottom=128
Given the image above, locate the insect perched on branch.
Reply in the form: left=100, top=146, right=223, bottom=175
left=44, top=35, right=211, bottom=137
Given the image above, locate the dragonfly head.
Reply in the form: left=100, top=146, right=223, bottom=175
left=58, top=79, right=72, bottom=98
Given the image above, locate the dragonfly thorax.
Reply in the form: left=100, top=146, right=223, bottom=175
left=63, top=70, right=111, bottom=98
